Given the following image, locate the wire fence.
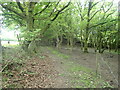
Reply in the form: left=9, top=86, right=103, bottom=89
left=96, top=52, right=118, bottom=87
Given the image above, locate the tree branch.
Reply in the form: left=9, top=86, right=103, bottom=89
left=89, top=9, right=101, bottom=21
left=51, top=1, right=71, bottom=21
left=105, top=1, right=113, bottom=13
left=16, top=0, right=24, bottom=12
left=4, top=14, right=25, bottom=26
left=49, top=0, right=61, bottom=17
left=0, top=4, right=25, bottom=18
left=59, top=8, right=70, bottom=14
left=89, top=1, right=105, bottom=21
left=77, top=2, right=84, bottom=21
left=89, top=19, right=116, bottom=29
left=34, top=2, right=50, bottom=16
left=91, top=2, right=99, bottom=9
left=105, top=11, right=115, bottom=19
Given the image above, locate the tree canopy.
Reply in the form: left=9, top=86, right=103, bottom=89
left=0, top=0, right=118, bottom=53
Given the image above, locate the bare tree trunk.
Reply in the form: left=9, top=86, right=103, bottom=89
left=69, top=37, right=73, bottom=51
left=56, top=35, right=59, bottom=48
left=83, top=1, right=92, bottom=53
left=17, top=34, right=22, bottom=45
left=28, top=40, right=37, bottom=55
left=24, top=2, right=37, bottom=54
left=84, top=28, right=89, bottom=53
left=0, top=27, right=2, bottom=89
left=80, top=30, right=84, bottom=50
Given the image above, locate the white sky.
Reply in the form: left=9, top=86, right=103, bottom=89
left=1, top=28, right=17, bottom=40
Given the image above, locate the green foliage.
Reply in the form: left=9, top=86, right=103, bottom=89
left=0, top=1, right=118, bottom=52
left=48, top=47, right=69, bottom=59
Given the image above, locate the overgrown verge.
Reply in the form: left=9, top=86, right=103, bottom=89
left=2, top=46, right=30, bottom=88
left=2, top=46, right=59, bottom=88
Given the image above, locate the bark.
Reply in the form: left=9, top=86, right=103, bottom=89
left=83, top=29, right=89, bottom=53
left=56, top=35, right=59, bottom=48
left=0, top=29, right=2, bottom=62
left=16, top=34, right=22, bottom=45
left=80, top=30, right=84, bottom=50
left=28, top=40, right=37, bottom=54
left=56, top=35, right=63, bottom=48
left=69, top=37, right=73, bottom=51
left=25, top=2, right=37, bottom=53
left=83, top=1, right=92, bottom=53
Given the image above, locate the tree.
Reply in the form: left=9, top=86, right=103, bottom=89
left=75, top=0, right=117, bottom=53
left=0, top=1, right=71, bottom=53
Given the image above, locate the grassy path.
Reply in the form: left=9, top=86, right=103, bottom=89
left=40, top=46, right=114, bottom=88
left=2, top=46, right=117, bottom=88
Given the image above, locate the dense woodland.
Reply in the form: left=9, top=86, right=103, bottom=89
left=0, top=0, right=119, bottom=88
left=0, top=0, right=119, bottom=53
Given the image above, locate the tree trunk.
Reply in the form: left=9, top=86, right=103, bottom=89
left=16, top=34, right=22, bottom=45
left=84, top=27, right=89, bottom=53
left=69, top=36, right=73, bottom=51
left=80, top=30, right=84, bottom=50
left=56, top=35, right=59, bottom=48
left=115, top=40, right=118, bottom=52
left=25, top=2, right=37, bottom=53
left=67, top=36, right=70, bottom=47
left=98, top=37, right=102, bottom=53
left=28, top=40, right=37, bottom=54
left=83, top=1, right=92, bottom=53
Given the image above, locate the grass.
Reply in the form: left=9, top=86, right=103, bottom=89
left=58, top=73, right=66, bottom=76
left=39, top=55, right=45, bottom=59
left=68, top=63, right=113, bottom=88
left=47, top=47, right=69, bottom=59
left=62, top=59, right=100, bottom=88
left=47, top=47, right=114, bottom=88
left=69, top=63, right=113, bottom=88
left=2, top=46, right=114, bottom=88
left=105, top=49, right=120, bottom=55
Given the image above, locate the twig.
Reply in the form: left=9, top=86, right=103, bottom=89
left=1, top=60, right=11, bottom=72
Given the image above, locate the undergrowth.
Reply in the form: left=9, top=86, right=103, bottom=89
left=2, top=45, right=29, bottom=88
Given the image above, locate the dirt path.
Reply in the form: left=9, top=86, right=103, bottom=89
left=2, top=46, right=118, bottom=88
left=59, top=46, right=118, bottom=87
left=40, top=47, right=72, bottom=88
left=40, top=46, right=118, bottom=88
left=40, top=47, right=118, bottom=87
left=16, top=46, right=74, bottom=88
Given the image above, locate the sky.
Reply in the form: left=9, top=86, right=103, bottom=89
left=1, top=28, right=17, bottom=40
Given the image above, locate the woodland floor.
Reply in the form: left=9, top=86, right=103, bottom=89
left=2, top=46, right=118, bottom=88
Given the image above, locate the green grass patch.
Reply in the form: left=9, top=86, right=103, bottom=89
left=2, top=44, right=19, bottom=48
left=47, top=47, right=114, bottom=88
left=39, top=55, right=45, bottom=59
left=47, top=47, right=69, bottom=59
left=20, top=70, right=37, bottom=75
left=105, top=49, right=120, bottom=55
left=68, top=65, right=92, bottom=73
left=58, top=73, right=66, bottom=76
left=62, top=58, right=112, bottom=88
